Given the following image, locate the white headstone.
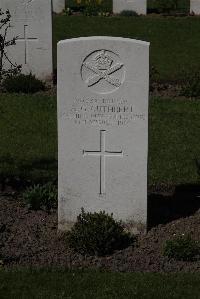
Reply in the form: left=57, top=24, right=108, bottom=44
left=190, top=0, right=200, bottom=14
left=1, top=0, right=53, bottom=81
left=53, top=0, right=65, bottom=13
left=58, top=36, right=149, bottom=233
left=113, top=0, right=147, bottom=14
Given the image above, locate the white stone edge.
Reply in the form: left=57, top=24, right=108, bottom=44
left=57, top=36, right=150, bottom=47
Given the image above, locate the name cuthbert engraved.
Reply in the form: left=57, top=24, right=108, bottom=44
left=66, top=97, right=145, bottom=126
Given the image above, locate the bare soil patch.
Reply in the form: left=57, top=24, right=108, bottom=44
left=0, top=194, right=200, bottom=272
left=150, top=83, right=183, bottom=98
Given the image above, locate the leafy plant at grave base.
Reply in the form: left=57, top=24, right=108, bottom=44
left=2, top=73, right=45, bottom=93
left=0, top=8, right=21, bottom=86
left=98, top=11, right=110, bottom=17
left=66, top=208, right=135, bottom=256
left=22, top=182, right=57, bottom=211
left=63, top=7, right=73, bottom=16
left=65, top=3, right=85, bottom=13
left=180, top=72, right=200, bottom=98
left=163, top=235, right=200, bottom=261
left=119, top=10, right=139, bottom=17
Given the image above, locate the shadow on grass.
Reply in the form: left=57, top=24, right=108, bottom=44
left=148, top=184, right=200, bottom=229
left=0, top=157, right=57, bottom=191
left=1, top=156, right=200, bottom=231
left=31, top=158, right=57, bottom=171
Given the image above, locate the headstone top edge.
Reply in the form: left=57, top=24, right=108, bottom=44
left=57, top=36, right=150, bottom=47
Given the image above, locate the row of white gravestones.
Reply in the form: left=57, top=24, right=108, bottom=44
left=113, top=0, right=200, bottom=15
left=53, top=0, right=65, bottom=13
left=52, top=0, right=200, bottom=15
left=190, top=0, right=200, bottom=14
left=113, top=0, right=147, bottom=14
left=1, top=0, right=53, bottom=81
left=57, top=36, right=149, bottom=233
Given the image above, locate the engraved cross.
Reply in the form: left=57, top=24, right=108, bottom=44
left=83, top=130, right=123, bottom=195
left=17, top=25, right=38, bottom=64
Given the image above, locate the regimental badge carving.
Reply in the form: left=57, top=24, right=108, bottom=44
left=81, top=50, right=126, bottom=94
left=83, top=51, right=122, bottom=87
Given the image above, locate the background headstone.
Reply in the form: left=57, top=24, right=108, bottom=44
left=53, top=0, right=65, bottom=13
left=113, top=0, right=147, bottom=14
left=190, top=0, right=200, bottom=14
left=57, top=36, right=149, bottom=233
left=1, top=0, right=53, bottom=81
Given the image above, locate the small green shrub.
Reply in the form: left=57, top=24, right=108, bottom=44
left=66, top=208, right=134, bottom=256
left=63, top=7, right=73, bottom=15
left=22, top=182, right=57, bottom=210
left=119, top=10, right=138, bottom=16
left=163, top=235, right=200, bottom=261
left=2, top=73, right=45, bottom=93
left=180, top=72, right=200, bottom=98
left=98, top=11, right=110, bottom=17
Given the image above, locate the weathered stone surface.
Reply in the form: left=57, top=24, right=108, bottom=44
left=53, top=0, right=65, bottom=13
left=1, top=0, right=53, bottom=81
left=57, top=36, right=149, bottom=233
left=113, top=0, right=147, bottom=14
left=190, top=0, right=200, bottom=14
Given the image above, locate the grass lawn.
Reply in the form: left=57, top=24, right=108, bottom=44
left=53, top=15, right=200, bottom=82
left=149, top=97, right=200, bottom=185
left=1, top=94, right=200, bottom=186
left=0, top=269, right=200, bottom=299
left=0, top=93, right=57, bottom=184
left=1, top=15, right=200, bottom=186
